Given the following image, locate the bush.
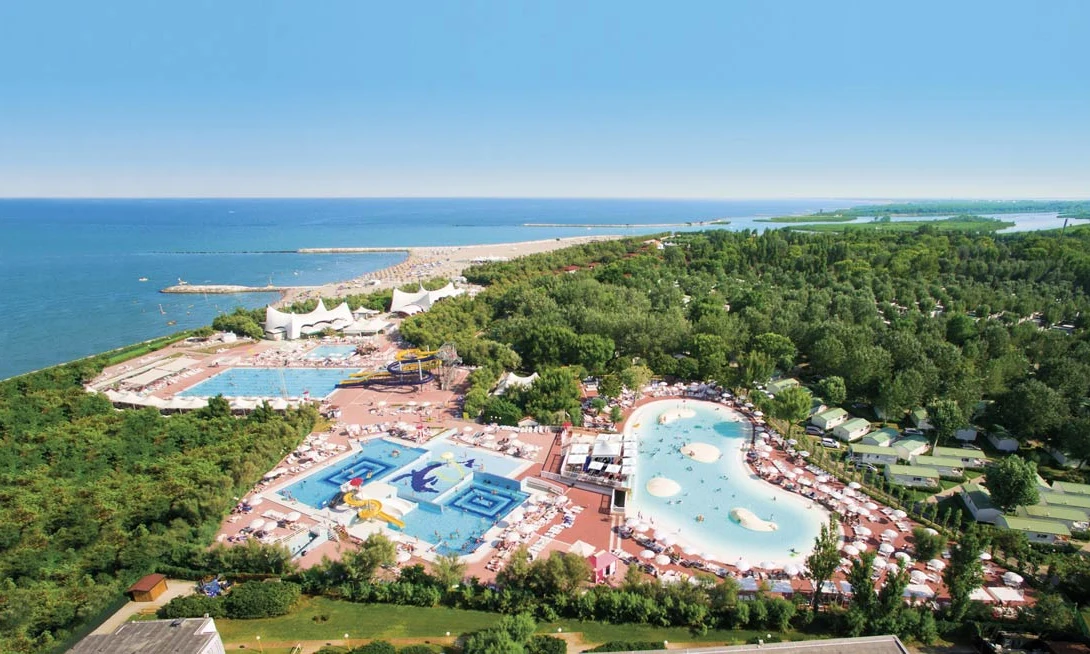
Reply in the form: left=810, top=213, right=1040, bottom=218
left=527, top=635, right=566, bottom=654
left=156, top=594, right=226, bottom=619
left=399, top=646, right=439, bottom=654
left=223, top=580, right=301, bottom=619
left=351, top=641, right=397, bottom=654
left=587, top=642, right=665, bottom=652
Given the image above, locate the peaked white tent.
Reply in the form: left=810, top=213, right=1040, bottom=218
left=389, top=283, right=464, bottom=316
left=494, top=372, right=539, bottom=396
left=265, top=300, right=354, bottom=339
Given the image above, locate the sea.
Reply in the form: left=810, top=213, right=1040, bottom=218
left=0, top=198, right=1071, bottom=380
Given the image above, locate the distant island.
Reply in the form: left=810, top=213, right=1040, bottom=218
left=522, top=219, right=730, bottom=228
left=759, top=199, right=1090, bottom=223
left=783, top=215, right=1016, bottom=233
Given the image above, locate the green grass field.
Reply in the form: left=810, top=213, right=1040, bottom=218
left=215, top=597, right=815, bottom=648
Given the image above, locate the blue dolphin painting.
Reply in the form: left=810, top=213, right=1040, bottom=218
left=391, top=458, right=476, bottom=493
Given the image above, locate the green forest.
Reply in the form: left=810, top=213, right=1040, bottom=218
left=764, top=200, right=1090, bottom=221
left=0, top=361, right=316, bottom=653
left=400, top=226, right=1090, bottom=462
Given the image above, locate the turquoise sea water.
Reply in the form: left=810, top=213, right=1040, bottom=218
left=0, top=198, right=1067, bottom=379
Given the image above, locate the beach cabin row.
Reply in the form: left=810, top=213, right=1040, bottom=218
left=960, top=476, right=1090, bottom=544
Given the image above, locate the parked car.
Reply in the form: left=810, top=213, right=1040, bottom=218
left=904, top=428, right=924, bottom=436
left=821, top=437, right=841, bottom=449
left=805, top=426, right=824, bottom=436
left=853, top=462, right=879, bottom=472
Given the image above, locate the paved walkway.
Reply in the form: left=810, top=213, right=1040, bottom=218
left=92, top=579, right=195, bottom=635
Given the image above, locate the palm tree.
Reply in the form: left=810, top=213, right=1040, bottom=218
left=431, top=552, right=467, bottom=589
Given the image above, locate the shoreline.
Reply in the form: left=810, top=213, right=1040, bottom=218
left=275, top=235, right=624, bottom=306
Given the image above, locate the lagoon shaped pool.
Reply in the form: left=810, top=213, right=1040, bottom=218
left=627, top=400, right=827, bottom=566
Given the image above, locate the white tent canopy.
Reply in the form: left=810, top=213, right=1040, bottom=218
left=389, top=283, right=464, bottom=316
left=265, top=300, right=353, bottom=339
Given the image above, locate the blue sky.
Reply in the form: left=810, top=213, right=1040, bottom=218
left=0, top=1, right=1087, bottom=198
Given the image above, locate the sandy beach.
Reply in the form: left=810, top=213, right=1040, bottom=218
left=279, top=234, right=623, bottom=305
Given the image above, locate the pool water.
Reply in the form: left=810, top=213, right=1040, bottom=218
left=280, top=436, right=530, bottom=555
left=279, top=440, right=427, bottom=508
left=307, top=345, right=358, bottom=360
left=627, top=400, right=827, bottom=566
left=179, top=367, right=357, bottom=398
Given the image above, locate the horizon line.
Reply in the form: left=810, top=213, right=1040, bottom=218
left=0, top=195, right=1087, bottom=202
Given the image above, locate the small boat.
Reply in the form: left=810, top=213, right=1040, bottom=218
left=166, top=320, right=177, bottom=326
left=159, top=304, right=166, bottom=315
left=138, top=277, right=149, bottom=282
left=177, top=278, right=189, bottom=286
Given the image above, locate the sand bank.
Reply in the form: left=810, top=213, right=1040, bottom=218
left=730, top=507, right=779, bottom=532
left=646, top=476, right=682, bottom=497
left=681, top=442, right=721, bottom=463
left=658, top=407, right=696, bottom=424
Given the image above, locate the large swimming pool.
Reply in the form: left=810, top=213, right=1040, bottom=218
left=179, top=367, right=357, bottom=398
left=627, top=400, right=827, bottom=566
left=280, top=436, right=530, bottom=556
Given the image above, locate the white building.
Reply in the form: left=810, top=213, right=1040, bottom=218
left=833, top=417, right=871, bottom=443
left=885, top=464, right=940, bottom=489
left=811, top=407, right=848, bottom=431
left=848, top=443, right=900, bottom=466
left=69, top=617, right=225, bottom=654
left=264, top=300, right=354, bottom=340
left=960, top=482, right=1002, bottom=524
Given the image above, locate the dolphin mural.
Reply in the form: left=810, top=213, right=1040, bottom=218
left=390, top=458, right=476, bottom=493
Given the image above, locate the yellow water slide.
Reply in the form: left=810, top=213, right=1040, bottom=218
left=343, top=493, right=406, bottom=529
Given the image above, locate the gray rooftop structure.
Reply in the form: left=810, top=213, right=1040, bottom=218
left=68, top=617, right=224, bottom=654
left=600, top=634, right=909, bottom=654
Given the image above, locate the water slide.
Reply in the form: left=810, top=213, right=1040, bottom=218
left=342, top=493, right=406, bottom=529
left=337, top=350, right=441, bottom=388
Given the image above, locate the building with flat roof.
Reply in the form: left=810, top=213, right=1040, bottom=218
left=832, top=417, right=871, bottom=443
left=910, top=455, right=965, bottom=478
left=960, top=482, right=1002, bottom=524
left=1052, top=480, right=1090, bottom=496
left=68, top=617, right=224, bottom=654
left=1018, top=504, right=1089, bottom=529
left=848, top=443, right=899, bottom=466
left=810, top=407, right=848, bottom=431
left=886, top=464, right=940, bottom=489
left=931, top=446, right=989, bottom=469
left=995, top=515, right=1071, bottom=544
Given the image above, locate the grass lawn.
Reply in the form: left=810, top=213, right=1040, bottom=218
left=217, top=597, right=823, bottom=648
left=217, top=597, right=499, bottom=644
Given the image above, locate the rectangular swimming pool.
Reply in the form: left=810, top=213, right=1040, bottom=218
left=179, top=367, right=357, bottom=399
left=307, top=345, right=358, bottom=360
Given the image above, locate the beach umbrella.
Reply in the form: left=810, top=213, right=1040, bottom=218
left=894, top=551, right=912, bottom=562
left=842, top=544, right=860, bottom=556
left=799, top=477, right=813, bottom=486
left=759, top=451, right=771, bottom=458
left=910, top=570, right=929, bottom=584
left=924, top=527, right=939, bottom=536
left=247, top=496, right=264, bottom=507
left=396, top=551, right=412, bottom=563
left=248, top=518, right=267, bottom=531
left=783, top=563, right=802, bottom=577
left=903, top=584, right=935, bottom=599
left=798, top=451, right=810, bottom=458
left=518, top=523, right=535, bottom=535
left=793, top=467, right=806, bottom=476
left=660, top=534, right=678, bottom=547
left=639, top=549, right=655, bottom=559
left=892, top=509, right=908, bottom=519
left=878, top=543, right=895, bottom=555
left=654, top=554, right=671, bottom=566
left=759, top=560, right=780, bottom=570
left=504, top=532, right=521, bottom=544
left=927, top=559, right=946, bottom=570
left=285, top=511, right=302, bottom=522
left=856, top=526, right=872, bottom=537
left=848, top=481, right=862, bottom=490
left=787, top=438, right=798, bottom=445
left=734, top=558, right=752, bottom=572
left=871, top=556, right=887, bottom=569
left=882, top=529, right=899, bottom=539
left=863, top=501, right=878, bottom=510
left=681, top=544, right=699, bottom=555
left=886, top=561, right=902, bottom=572
left=633, top=522, right=651, bottom=533
left=853, top=540, right=869, bottom=551
left=1003, top=571, right=1024, bottom=586
left=625, top=517, right=641, bottom=528
left=979, top=551, right=993, bottom=561
left=463, top=426, right=474, bottom=432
